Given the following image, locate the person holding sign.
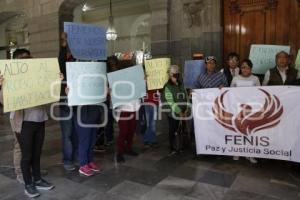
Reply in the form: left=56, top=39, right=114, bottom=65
left=61, top=32, right=103, bottom=177
left=109, top=63, right=143, bottom=163
left=194, top=56, right=228, bottom=89
left=263, top=51, right=300, bottom=86
left=231, top=59, right=260, bottom=164
left=114, top=98, right=141, bottom=163
left=94, top=56, right=119, bottom=152
left=58, top=32, right=78, bottom=172
left=0, top=49, right=29, bottom=184
left=161, top=65, right=190, bottom=156
left=143, top=90, right=160, bottom=148
left=0, top=49, right=56, bottom=198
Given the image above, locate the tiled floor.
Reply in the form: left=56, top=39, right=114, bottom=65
left=0, top=112, right=300, bottom=200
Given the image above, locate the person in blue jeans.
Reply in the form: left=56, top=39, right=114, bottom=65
left=143, top=90, right=159, bottom=147
left=59, top=106, right=78, bottom=170
left=73, top=105, right=103, bottom=177
left=58, top=32, right=78, bottom=171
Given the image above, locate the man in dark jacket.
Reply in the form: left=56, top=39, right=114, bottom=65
left=263, top=51, right=300, bottom=86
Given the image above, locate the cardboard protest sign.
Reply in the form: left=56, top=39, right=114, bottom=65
left=0, top=58, right=61, bottom=112
left=64, top=22, right=107, bottom=61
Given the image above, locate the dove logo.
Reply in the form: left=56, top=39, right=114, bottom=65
left=212, top=88, right=284, bottom=135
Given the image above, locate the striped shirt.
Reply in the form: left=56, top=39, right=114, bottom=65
left=194, top=71, right=228, bottom=89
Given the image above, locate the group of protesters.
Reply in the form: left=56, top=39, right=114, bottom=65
left=0, top=30, right=300, bottom=198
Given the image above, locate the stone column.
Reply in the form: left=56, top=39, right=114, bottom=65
left=149, top=0, right=170, bottom=57
left=169, top=0, right=222, bottom=67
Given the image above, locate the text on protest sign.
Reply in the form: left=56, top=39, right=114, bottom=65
left=107, top=65, right=146, bottom=108
left=66, top=62, right=107, bottom=106
left=145, top=58, right=170, bottom=90
left=249, top=44, right=290, bottom=74
left=0, top=58, right=61, bottom=112
left=64, top=22, right=107, bottom=61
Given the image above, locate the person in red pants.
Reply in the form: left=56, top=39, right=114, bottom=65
left=114, top=99, right=141, bottom=163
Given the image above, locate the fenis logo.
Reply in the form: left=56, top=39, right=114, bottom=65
left=212, top=89, right=284, bottom=135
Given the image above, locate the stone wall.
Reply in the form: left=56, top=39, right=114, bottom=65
left=169, top=0, right=223, bottom=67
left=0, top=0, right=65, bottom=57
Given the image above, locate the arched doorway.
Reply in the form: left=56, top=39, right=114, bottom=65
left=0, top=11, right=28, bottom=59
left=59, top=0, right=151, bottom=56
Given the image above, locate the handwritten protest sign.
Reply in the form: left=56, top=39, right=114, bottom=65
left=66, top=62, right=107, bottom=106
left=184, top=60, right=205, bottom=89
left=249, top=44, right=290, bottom=74
left=0, top=58, right=61, bottom=112
left=145, top=58, right=170, bottom=90
left=64, top=22, right=107, bottom=61
left=295, top=49, right=300, bottom=71
left=107, top=65, right=146, bottom=108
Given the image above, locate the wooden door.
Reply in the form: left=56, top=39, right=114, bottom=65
left=223, top=0, right=300, bottom=63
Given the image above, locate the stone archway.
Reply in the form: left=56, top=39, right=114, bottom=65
left=58, top=0, right=82, bottom=32
left=58, top=0, right=171, bottom=57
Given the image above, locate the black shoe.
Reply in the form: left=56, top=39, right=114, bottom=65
left=25, top=184, right=40, bottom=198
left=94, top=145, right=106, bottom=153
left=117, top=154, right=125, bottom=163
left=125, top=150, right=139, bottom=156
left=35, top=179, right=55, bottom=190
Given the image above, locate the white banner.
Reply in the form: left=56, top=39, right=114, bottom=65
left=192, top=86, right=300, bottom=162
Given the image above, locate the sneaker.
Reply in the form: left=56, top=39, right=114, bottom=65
left=79, top=165, right=94, bottom=177
left=125, top=150, right=139, bottom=156
left=117, top=154, right=125, bottom=163
left=168, top=151, right=177, bottom=157
left=64, top=164, right=76, bottom=171
left=25, top=184, right=40, bottom=198
left=88, top=162, right=101, bottom=172
left=247, top=157, right=258, bottom=164
left=233, top=156, right=240, bottom=161
left=35, top=179, right=55, bottom=190
left=16, top=175, right=24, bottom=185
